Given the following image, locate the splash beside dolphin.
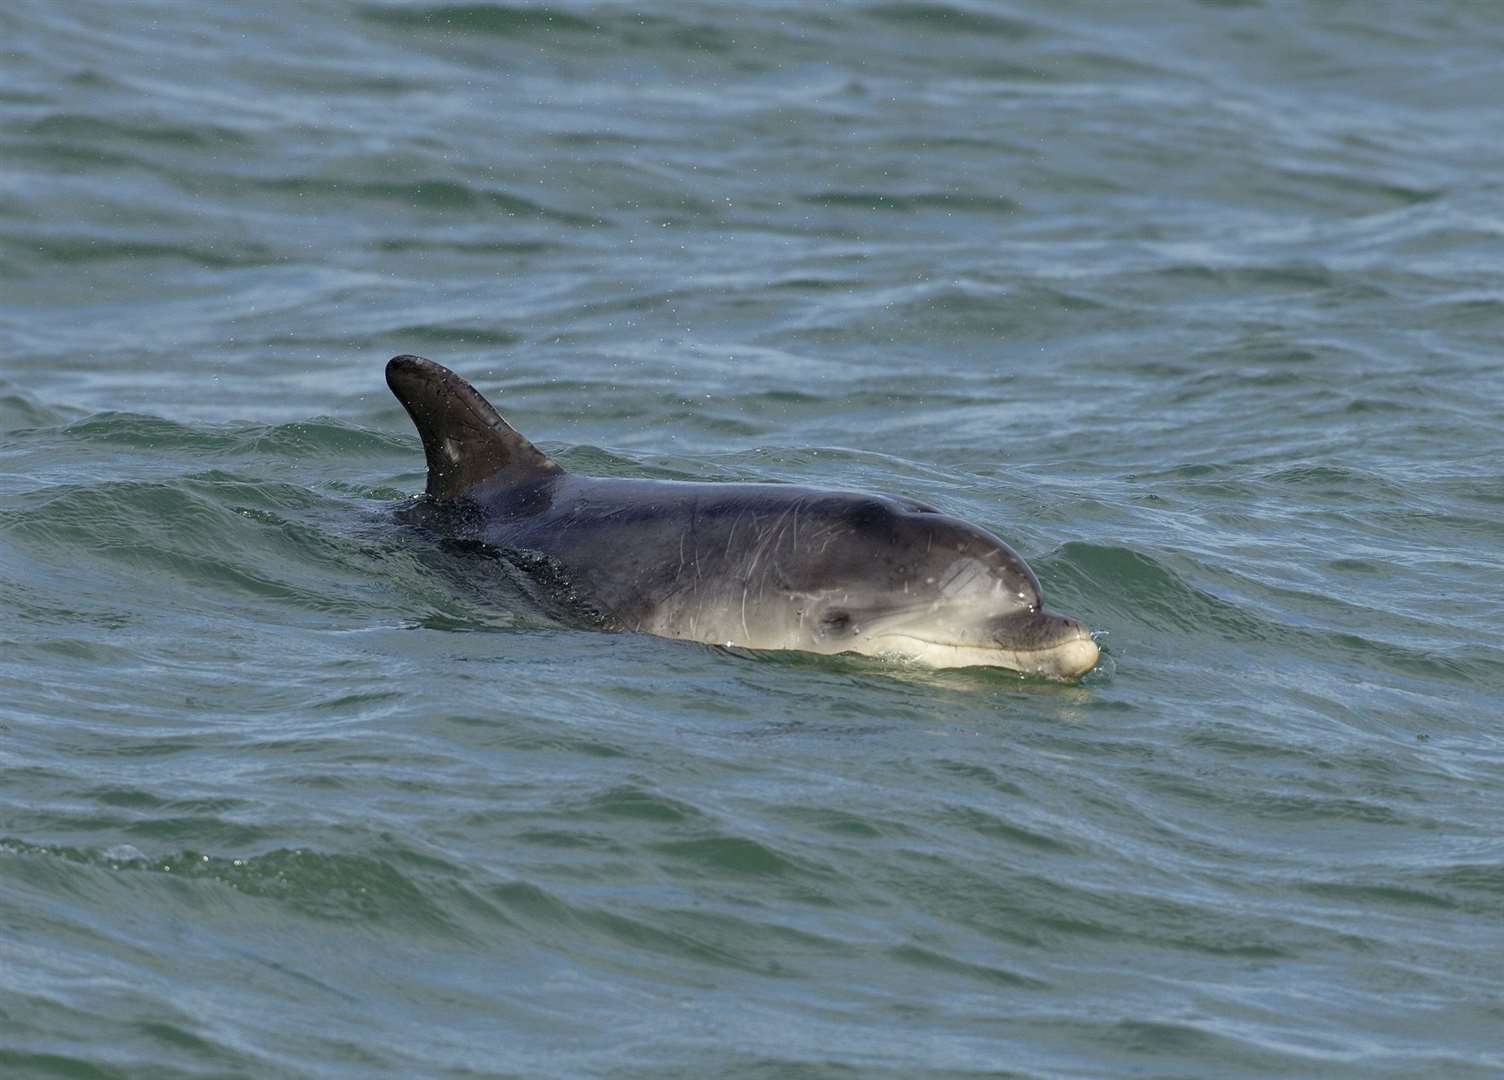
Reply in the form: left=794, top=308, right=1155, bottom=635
left=386, top=355, right=1100, bottom=679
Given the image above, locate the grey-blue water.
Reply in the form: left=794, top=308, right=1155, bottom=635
left=3, top=1, right=1503, bottom=1076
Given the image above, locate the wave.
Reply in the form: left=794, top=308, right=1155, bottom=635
left=1, top=836, right=462, bottom=929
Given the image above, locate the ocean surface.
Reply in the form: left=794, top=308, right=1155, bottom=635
left=3, top=1, right=1503, bottom=1076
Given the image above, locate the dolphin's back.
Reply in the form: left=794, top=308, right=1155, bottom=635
left=480, top=476, right=887, bottom=629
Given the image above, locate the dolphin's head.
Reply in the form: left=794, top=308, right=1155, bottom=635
left=777, top=496, right=1099, bottom=679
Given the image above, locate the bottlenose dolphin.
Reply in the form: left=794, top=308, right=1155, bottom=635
left=387, top=355, right=1100, bottom=679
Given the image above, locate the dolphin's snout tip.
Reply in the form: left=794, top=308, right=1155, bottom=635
left=992, top=609, right=1102, bottom=679
left=1041, top=611, right=1099, bottom=679
left=1051, top=633, right=1100, bottom=679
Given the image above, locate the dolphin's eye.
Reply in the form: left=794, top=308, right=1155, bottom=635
left=820, top=610, right=853, bottom=634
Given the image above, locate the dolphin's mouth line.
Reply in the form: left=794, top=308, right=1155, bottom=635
left=867, top=633, right=1080, bottom=656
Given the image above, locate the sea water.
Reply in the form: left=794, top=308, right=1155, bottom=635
left=2, top=2, right=1502, bottom=1076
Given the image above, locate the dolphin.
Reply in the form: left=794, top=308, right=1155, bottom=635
left=386, top=355, right=1100, bottom=679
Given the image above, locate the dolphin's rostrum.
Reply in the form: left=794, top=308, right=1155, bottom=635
left=387, top=355, right=1100, bottom=679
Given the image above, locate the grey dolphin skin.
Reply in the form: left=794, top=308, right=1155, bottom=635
left=387, top=355, right=1100, bottom=679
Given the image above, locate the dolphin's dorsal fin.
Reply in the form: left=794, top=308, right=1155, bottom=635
left=386, top=354, right=562, bottom=501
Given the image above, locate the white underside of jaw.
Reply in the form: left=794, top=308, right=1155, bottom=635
left=862, top=633, right=1100, bottom=679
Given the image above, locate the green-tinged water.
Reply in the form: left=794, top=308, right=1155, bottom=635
left=3, top=1, right=1503, bottom=1076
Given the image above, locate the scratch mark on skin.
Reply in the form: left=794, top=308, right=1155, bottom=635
left=812, top=521, right=842, bottom=554
left=745, top=507, right=783, bottom=589
left=762, top=501, right=799, bottom=588
left=691, top=496, right=703, bottom=582
left=726, top=508, right=746, bottom=560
